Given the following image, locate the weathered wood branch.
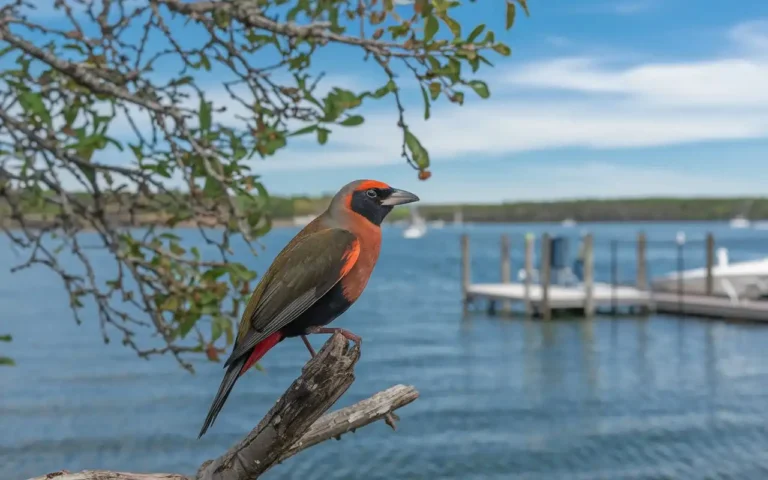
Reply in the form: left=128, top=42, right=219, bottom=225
left=29, top=334, right=419, bottom=480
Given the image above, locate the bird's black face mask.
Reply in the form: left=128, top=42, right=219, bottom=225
left=350, top=187, right=419, bottom=225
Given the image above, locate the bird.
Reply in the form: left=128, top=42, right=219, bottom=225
left=197, top=179, right=419, bottom=438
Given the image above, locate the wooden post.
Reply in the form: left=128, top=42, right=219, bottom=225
left=705, top=233, right=715, bottom=296
left=636, top=232, right=648, bottom=314
left=676, top=233, right=685, bottom=314
left=461, top=234, right=470, bottom=313
left=524, top=234, right=534, bottom=317
left=636, top=232, right=647, bottom=290
left=610, top=239, right=618, bottom=315
left=540, top=233, right=552, bottom=320
left=500, top=234, right=511, bottom=315
left=583, top=233, right=595, bottom=317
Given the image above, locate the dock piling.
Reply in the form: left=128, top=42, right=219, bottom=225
left=500, top=234, right=511, bottom=314
left=637, top=232, right=647, bottom=290
left=610, top=239, right=618, bottom=315
left=636, top=232, right=648, bottom=314
left=705, top=233, right=715, bottom=296
left=524, top=234, right=534, bottom=317
left=461, top=234, right=470, bottom=313
left=583, top=233, right=595, bottom=317
left=540, top=233, right=552, bottom=320
left=676, top=234, right=685, bottom=313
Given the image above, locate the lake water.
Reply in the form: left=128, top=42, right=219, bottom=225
left=4, top=222, right=768, bottom=479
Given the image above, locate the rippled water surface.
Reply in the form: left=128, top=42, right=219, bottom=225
left=4, top=222, right=768, bottom=479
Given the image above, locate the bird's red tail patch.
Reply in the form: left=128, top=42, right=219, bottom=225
left=239, top=332, right=283, bottom=376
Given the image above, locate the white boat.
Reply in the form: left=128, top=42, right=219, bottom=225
left=429, top=219, right=445, bottom=228
left=453, top=209, right=463, bottom=226
left=650, top=248, right=768, bottom=301
left=561, top=218, right=576, bottom=227
left=403, top=208, right=427, bottom=239
left=730, top=215, right=751, bottom=229
left=292, top=214, right=317, bottom=226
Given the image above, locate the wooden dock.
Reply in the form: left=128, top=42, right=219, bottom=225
left=466, top=282, right=768, bottom=321
left=468, top=282, right=650, bottom=310
left=460, top=232, right=768, bottom=323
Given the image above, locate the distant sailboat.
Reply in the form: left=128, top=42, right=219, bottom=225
left=403, top=207, right=427, bottom=239
left=730, top=215, right=750, bottom=229
left=453, top=208, right=463, bottom=226
left=429, top=219, right=445, bottom=228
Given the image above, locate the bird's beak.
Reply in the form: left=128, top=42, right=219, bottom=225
left=381, top=188, right=420, bottom=206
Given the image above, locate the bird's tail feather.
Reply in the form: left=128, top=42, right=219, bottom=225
left=198, top=332, right=284, bottom=438
left=198, top=356, right=245, bottom=439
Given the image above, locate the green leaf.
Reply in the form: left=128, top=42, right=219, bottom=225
left=419, top=85, right=431, bottom=120
left=19, top=91, right=52, bottom=126
left=428, top=82, right=441, bottom=101
left=177, top=315, right=198, bottom=339
left=317, top=128, right=330, bottom=145
left=493, top=43, right=512, bottom=56
left=0, top=334, right=11, bottom=342
left=467, top=24, right=485, bottom=43
left=211, top=315, right=226, bottom=342
left=404, top=129, right=430, bottom=169
left=518, top=0, right=531, bottom=16
left=339, top=115, right=364, bottom=127
left=468, top=80, right=490, bottom=99
left=159, top=296, right=179, bottom=312
left=0, top=356, right=15, bottom=366
left=199, top=99, right=212, bottom=132
left=424, top=15, right=439, bottom=42
left=289, top=124, right=318, bottom=136
left=169, top=242, right=185, bottom=256
left=440, top=15, right=461, bottom=37
left=505, top=1, right=516, bottom=30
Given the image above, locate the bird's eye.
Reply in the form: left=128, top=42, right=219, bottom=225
left=365, top=189, right=378, bottom=198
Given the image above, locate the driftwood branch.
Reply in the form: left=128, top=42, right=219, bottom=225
left=29, top=334, right=419, bottom=480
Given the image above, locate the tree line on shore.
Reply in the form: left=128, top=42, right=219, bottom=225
left=3, top=190, right=766, bottom=225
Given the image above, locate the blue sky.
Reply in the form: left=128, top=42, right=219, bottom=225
left=16, top=0, right=768, bottom=203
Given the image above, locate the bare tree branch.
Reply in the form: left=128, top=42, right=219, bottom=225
left=28, top=334, right=420, bottom=480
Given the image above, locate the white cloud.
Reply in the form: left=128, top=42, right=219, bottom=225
left=252, top=99, right=768, bottom=172
left=502, top=56, right=768, bottom=109
left=728, top=20, right=768, bottom=56
left=612, top=1, right=655, bottom=15
left=68, top=17, right=768, bottom=179
left=242, top=18, right=763, bottom=172
left=564, top=0, right=656, bottom=16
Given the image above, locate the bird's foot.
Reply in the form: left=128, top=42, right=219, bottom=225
left=301, top=334, right=316, bottom=358
left=384, top=411, right=400, bottom=431
left=307, top=327, right=362, bottom=348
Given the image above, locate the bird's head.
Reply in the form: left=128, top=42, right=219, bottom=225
left=330, top=179, right=420, bottom=226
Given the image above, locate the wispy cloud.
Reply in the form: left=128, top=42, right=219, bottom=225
left=82, top=18, right=768, bottom=183
left=563, top=0, right=656, bottom=16
left=249, top=18, right=768, bottom=172
left=611, top=1, right=655, bottom=15
left=728, top=19, right=768, bottom=56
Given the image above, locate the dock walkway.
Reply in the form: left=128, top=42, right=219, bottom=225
left=466, top=282, right=768, bottom=321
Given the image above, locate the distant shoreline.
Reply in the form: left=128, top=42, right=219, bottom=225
left=0, top=217, right=761, bottom=234
left=3, top=196, right=767, bottom=231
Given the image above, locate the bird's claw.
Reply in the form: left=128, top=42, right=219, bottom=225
left=384, top=411, right=399, bottom=431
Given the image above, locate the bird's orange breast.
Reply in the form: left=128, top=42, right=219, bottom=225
left=340, top=221, right=381, bottom=303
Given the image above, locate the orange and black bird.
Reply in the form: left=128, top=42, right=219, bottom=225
left=197, top=179, right=419, bottom=438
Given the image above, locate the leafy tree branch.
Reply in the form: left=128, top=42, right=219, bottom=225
left=0, top=0, right=527, bottom=369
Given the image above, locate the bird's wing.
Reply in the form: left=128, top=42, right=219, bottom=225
left=223, top=227, right=360, bottom=366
